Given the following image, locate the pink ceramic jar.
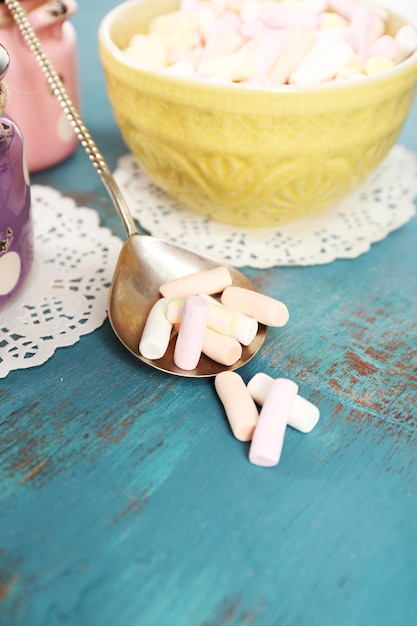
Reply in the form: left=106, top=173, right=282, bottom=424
left=0, top=0, right=79, bottom=172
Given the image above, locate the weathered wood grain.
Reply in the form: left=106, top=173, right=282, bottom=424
left=1, top=2, right=417, bottom=625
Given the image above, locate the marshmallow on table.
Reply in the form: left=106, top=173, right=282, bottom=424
left=249, top=378, right=299, bottom=467
left=215, top=371, right=259, bottom=441
left=221, top=286, right=289, bottom=327
left=174, top=295, right=209, bottom=370
left=139, top=297, right=173, bottom=360
left=247, top=372, right=320, bottom=433
left=159, top=266, right=233, bottom=299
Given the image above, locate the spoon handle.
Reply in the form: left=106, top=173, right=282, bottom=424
left=4, top=0, right=139, bottom=239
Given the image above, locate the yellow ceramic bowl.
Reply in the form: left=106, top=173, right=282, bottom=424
left=99, top=0, right=417, bottom=227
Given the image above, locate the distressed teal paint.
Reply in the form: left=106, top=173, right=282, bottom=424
left=1, top=3, right=417, bottom=625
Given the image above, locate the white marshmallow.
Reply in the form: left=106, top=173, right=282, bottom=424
left=201, top=294, right=258, bottom=346
left=247, top=372, right=320, bottom=433
left=139, top=298, right=173, bottom=360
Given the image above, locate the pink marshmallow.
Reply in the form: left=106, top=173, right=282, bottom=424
left=240, top=19, right=265, bottom=40
left=173, top=295, right=209, bottom=370
left=203, top=28, right=245, bottom=59
left=260, top=2, right=320, bottom=30
left=245, top=30, right=283, bottom=83
left=327, top=0, right=361, bottom=21
left=249, top=378, right=299, bottom=467
left=367, top=35, right=398, bottom=61
left=344, top=4, right=385, bottom=57
left=267, top=25, right=315, bottom=84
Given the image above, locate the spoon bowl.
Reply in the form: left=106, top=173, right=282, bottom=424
left=6, top=0, right=267, bottom=376
left=108, top=234, right=267, bottom=376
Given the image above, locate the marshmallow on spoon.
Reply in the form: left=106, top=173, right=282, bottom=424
left=139, top=298, right=173, bottom=360
left=200, top=294, right=258, bottom=345
left=173, top=295, right=209, bottom=370
left=167, top=297, right=238, bottom=335
left=203, top=328, right=243, bottom=366
left=159, top=266, right=233, bottom=299
left=221, top=286, right=289, bottom=327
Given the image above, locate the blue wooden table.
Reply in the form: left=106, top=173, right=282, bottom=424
left=1, top=3, right=417, bottom=625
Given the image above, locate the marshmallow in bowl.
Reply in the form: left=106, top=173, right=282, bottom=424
left=122, top=0, right=417, bottom=84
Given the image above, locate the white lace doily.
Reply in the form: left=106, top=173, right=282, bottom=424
left=114, top=144, right=417, bottom=268
left=0, top=186, right=122, bottom=379
left=2, top=144, right=416, bottom=377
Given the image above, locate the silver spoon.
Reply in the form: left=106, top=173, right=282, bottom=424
left=5, top=0, right=267, bottom=377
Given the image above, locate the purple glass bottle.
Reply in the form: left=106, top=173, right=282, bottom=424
left=0, top=44, right=33, bottom=308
